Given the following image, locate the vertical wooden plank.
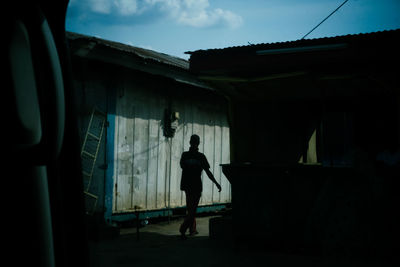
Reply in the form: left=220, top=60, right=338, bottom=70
left=112, top=110, right=120, bottom=212
left=192, top=107, right=204, bottom=153
left=166, top=137, right=172, bottom=211
left=183, top=100, right=194, bottom=152
left=105, top=113, right=115, bottom=220
left=169, top=101, right=184, bottom=208
left=192, top=105, right=205, bottom=205
left=156, top=137, right=167, bottom=209
left=169, top=142, right=182, bottom=208
left=221, top=115, right=231, bottom=203
left=131, top=92, right=149, bottom=210
left=154, top=102, right=161, bottom=209
left=202, top=109, right=215, bottom=206
left=181, top=100, right=194, bottom=206
left=156, top=98, right=168, bottom=209
left=115, top=93, right=135, bottom=212
left=129, top=107, right=136, bottom=211
left=145, top=117, right=150, bottom=210
left=179, top=105, right=184, bottom=207
left=213, top=113, right=223, bottom=203
left=147, top=96, right=161, bottom=210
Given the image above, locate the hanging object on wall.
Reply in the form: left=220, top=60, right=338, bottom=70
left=163, top=108, right=179, bottom=138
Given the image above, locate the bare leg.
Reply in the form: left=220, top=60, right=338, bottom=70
left=180, top=191, right=201, bottom=238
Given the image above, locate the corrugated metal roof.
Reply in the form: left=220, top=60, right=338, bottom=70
left=67, top=31, right=189, bottom=70
left=186, top=29, right=400, bottom=56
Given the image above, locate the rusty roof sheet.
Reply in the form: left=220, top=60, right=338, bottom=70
left=67, top=31, right=189, bottom=70
left=186, top=29, right=400, bottom=56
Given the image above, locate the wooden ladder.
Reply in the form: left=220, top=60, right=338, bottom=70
left=81, top=108, right=106, bottom=215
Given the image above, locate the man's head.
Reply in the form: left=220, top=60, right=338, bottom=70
left=190, top=134, right=200, bottom=147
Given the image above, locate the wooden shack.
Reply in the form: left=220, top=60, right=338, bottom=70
left=67, top=32, right=231, bottom=223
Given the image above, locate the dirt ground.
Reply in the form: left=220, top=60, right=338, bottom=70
left=88, top=216, right=393, bottom=267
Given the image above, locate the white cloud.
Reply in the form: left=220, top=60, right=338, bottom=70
left=149, top=0, right=243, bottom=28
left=178, top=7, right=243, bottom=28
left=89, top=0, right=112, bottom=14
left=80, top=0, right=242, bottom=28
left=114, top=0, right=138, bottom=15
left=86, top=0, right=138, bottom=16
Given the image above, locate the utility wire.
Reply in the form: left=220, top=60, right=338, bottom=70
left=301, top=0, right=349, bottom=40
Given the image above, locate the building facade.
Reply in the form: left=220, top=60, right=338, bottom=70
left=67, top=32, right=231, bottom=223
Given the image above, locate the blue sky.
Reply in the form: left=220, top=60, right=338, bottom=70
left=66, top=0, right=400, bottom=59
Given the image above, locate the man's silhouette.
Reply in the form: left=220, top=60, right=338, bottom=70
left=179, top=134, right=221, bottom=239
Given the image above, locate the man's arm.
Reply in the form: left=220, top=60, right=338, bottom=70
left=205, top=168, right=222, bottom=192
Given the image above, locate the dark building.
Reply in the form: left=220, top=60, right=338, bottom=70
left=188, top=29, right=400, bottom=259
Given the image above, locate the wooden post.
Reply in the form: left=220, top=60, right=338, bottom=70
left=134, top=205, right=141, bottom=241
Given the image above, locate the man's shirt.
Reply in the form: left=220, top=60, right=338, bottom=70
left=180, top=149, right=210, bottom=193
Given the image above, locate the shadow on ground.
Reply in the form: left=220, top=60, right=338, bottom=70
left=90, top=231, right=229, bottom=267
left=89, top=216, right=394, bottom=267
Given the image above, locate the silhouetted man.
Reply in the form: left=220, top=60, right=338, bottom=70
left=179, top=134, right=221, bottom=239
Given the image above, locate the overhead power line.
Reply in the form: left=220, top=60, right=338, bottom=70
left=301, top=0, right=349, bottom=40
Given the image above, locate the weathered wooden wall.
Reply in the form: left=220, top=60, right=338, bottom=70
left=112, top=77, right=231, bottom=213
left=71, top=57, right=231, bottom=216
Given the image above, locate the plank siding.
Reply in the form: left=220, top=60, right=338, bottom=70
left=113, top=86, right=230, bottom=213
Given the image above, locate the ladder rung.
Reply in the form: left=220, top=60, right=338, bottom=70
left=82, top=171, right=91, bottom=177
left=84, top=191, right=98, bottom=199
left=94, top=109, right=106, bottom=116
left=87, top=132, right=101, bottom=140
left=82, top=151, right=96, bottom=158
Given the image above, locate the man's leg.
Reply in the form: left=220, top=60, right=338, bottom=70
left=190, top=218, right=197, bottom=235
left=180, top=191, right=201, bottom=236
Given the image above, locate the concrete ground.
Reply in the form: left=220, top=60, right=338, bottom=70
left=89, top=216, right=394, bottom=267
